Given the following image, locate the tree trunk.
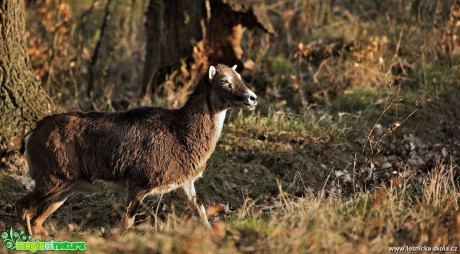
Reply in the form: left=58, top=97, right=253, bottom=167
left=142, top=0, right=274, bottom=97
left=143, top=0, right=206, bottom=95
left=0, top=0, right=58, bottom=158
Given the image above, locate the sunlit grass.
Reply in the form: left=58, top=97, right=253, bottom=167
left=2, top=1, right=457, bottom=253
left=228, top=109, right=349, bottom=142
left=56, top=160, right=457, bottom=254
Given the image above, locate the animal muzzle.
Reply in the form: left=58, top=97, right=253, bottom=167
left=243, top=89, right=257, bottom=110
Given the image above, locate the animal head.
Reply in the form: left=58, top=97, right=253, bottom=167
left=208, top=64, right=257, bottom=111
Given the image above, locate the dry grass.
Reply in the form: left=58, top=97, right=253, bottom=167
left=0, top=1, right=458, bottom=253
left=42, top=158, right=455, bottom=254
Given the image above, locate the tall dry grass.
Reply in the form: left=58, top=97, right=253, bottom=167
left=11, top=1, right=460, bottom=253
left=64, top=157, right=458, bottom=253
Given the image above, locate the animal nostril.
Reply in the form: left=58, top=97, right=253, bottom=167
left=249, top=95, right=257, bottom=102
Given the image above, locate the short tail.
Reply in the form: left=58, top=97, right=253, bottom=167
left=19, top=132, right=32, bottom=155
left=19, top=138, right=26, bottom=154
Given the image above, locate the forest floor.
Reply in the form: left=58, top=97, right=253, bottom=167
left=1, top=1, right=460, bottom=252
left=1, top=76, right=459, bottom=253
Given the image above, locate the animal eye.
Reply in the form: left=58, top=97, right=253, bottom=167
left=219, top=80, right=227, bottom=84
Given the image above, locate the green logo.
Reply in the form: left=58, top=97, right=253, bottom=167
left=1, top=228, right=86, bottom=252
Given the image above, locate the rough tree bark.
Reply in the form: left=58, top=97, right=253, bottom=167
left=143, top=0, right=206, bottom=94
left=206, top=0, right=274, bottom=67
left=0, top=0, right=58, bottom=158
left=142, top=0, right=274, bottom=96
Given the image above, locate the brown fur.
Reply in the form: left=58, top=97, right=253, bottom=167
left=15, top=64, right=257, bottom=236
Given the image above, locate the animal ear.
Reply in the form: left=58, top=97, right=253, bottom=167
left=209, top=66, right=216, bottom=81
left=232, top=65, right=241, bottom=79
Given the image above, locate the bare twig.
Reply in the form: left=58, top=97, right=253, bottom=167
left=362, top=86, right=418, bottom=162
left=154, top=194, right=164, bottom=232
left=362, top=90, right=395, bottom=155
left=79, top=0, right=99, bottom=23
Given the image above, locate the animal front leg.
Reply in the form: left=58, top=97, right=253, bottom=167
left=119, top=188, right=148, bottom=236
left=179, top=180, right=211, bottom=228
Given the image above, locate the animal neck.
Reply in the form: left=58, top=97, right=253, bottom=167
left=182, top=78, right=213, bottom=116
left=176, top=78, right=227, bottom=172
left=180, top=76, right=226, bottom=119
left=179, top=77, right=227, bottom=144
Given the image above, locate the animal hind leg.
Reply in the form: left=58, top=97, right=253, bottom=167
left=16, top=190, right=41, bottom=235
left=178, top=180, right=211, bottom=228
left=31, top=193, right=71, bottom=235
left=17, top=182, right=74, bottom=235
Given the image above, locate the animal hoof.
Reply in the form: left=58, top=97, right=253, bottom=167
left=211, top=221, right=226, bottom=238
left=32, top=225, right=49, bottom=238
left=203, top=221, right=212, bottom=229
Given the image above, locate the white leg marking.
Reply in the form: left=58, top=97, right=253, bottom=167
left=181, top=180, right=210, bottom=228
